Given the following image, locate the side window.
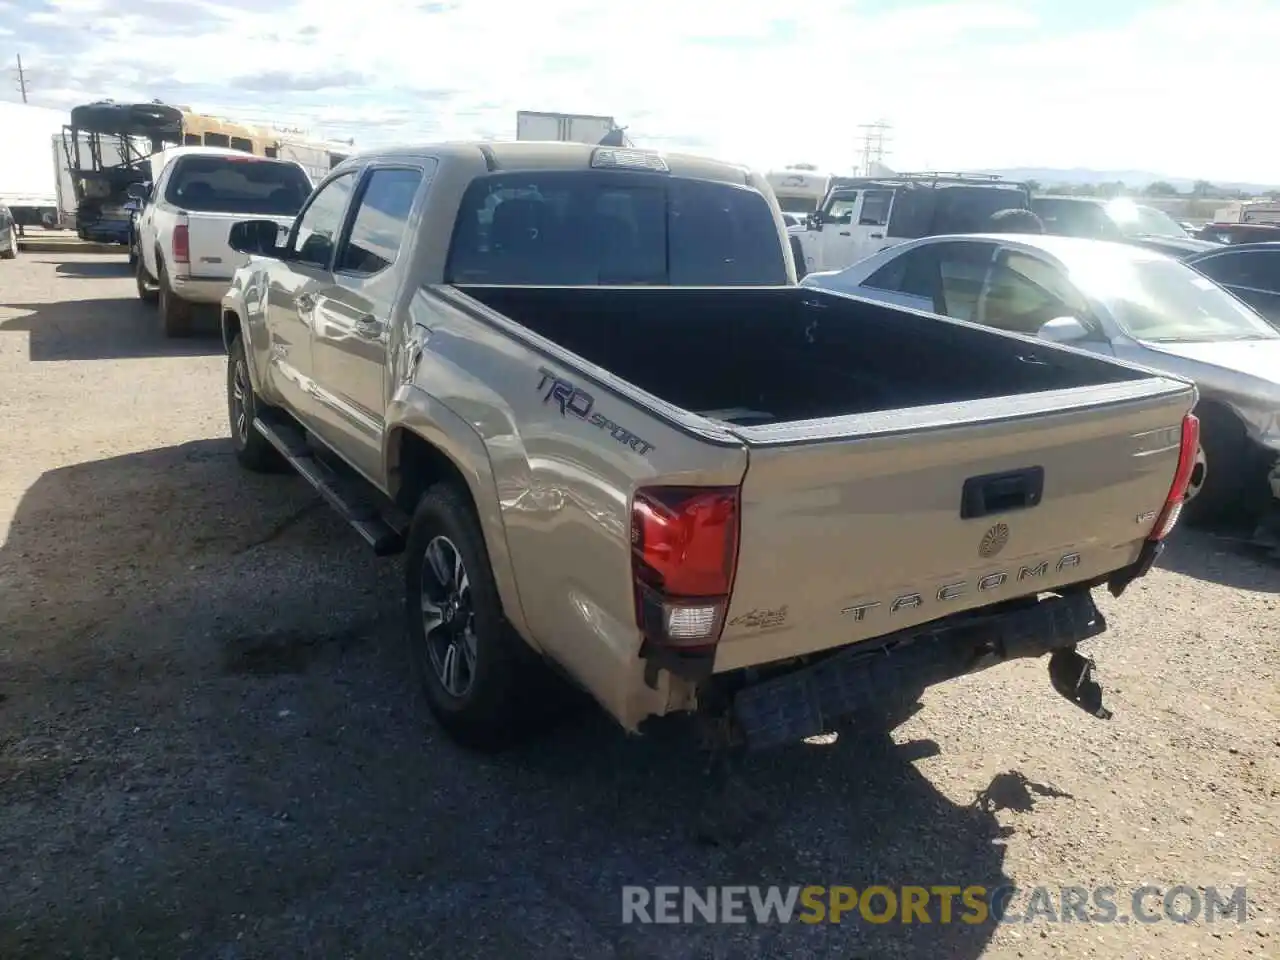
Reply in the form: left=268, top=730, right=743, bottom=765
left=337, top=167, right=428, bottom=275
left=864, top=244, right=938, bottom=300
left=979, top=250, right=1091, bottom=334
left=292, top=172, right=356, bottom=269
left=1197, top=251, right=1278, bottom=289
left=1193, top=252, right=1249, bottom=285
left=824, top=192, right=858, bottom=224
left=934, top=241, right=997, bottom=322
left=1244, top=251, right=1280, bottom=287
left=859, top=189, right=893, bottom=227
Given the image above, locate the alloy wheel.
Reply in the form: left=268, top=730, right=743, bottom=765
left=419, top=535, right=477, bottom=698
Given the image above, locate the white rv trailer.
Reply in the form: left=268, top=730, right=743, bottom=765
left=765, top=169, right=832, bottom=215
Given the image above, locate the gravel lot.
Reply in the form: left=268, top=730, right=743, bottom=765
left=1, top=252, right=1277, bottom=960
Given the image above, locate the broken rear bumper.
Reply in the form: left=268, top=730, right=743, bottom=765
left=731, top=589, right=1108, bottom=751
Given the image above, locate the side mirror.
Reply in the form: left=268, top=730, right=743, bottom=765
left=126, top=182, right=151, bottom=201
left=229, top=219, right=285, bottom=257
left=1038, top=315, right=1092, bottom=343
left=807, top=211, right=824, bottom=231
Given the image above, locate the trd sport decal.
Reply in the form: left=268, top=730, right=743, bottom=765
left=536, top=366, right=655, bottom=456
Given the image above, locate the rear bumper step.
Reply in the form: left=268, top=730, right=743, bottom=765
left=732, top=590, right=1107, bottom=751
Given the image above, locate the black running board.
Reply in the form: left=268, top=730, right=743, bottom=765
left=253, top=414, right=404, bottom=556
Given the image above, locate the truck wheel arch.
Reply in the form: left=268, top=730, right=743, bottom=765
left=221, top=307, right=271, bottom=400
left=386, top=420, right=535, bottom=647
left=221, top=309, right=241, bottom=355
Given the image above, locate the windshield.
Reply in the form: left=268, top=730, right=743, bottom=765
left=1032, top=198, right=1125, bottom=240
left=446, top=171, right=787, bottom=286
left=164, top=156, right=313, bottom=216
left=776, top=195, right=817, bottom=214
left=1068, top=251, right=1279, bottom=342
left=1103, top=199, right=1188, bottom=239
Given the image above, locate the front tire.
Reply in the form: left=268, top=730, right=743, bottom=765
left=227, top=333, right=284, bottom=473
left=0, top=226, right=17, bottom=260
left=157, top=259, right=194, bottom=337
left=405, top=484, right=558, bottom=751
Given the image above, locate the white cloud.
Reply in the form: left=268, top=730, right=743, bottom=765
left=3, top=0, right=1279, bottom=183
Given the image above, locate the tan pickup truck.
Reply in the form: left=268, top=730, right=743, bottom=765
left=219, top=141, right=1201, bottom=752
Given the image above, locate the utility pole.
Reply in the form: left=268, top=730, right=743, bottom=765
left=856, top=120, right=892, bottom=175
left=15, top=54, right=29, bottom=103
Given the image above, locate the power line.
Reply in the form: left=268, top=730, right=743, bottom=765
left=856, top=120, right=892, bottom=175
left=14, top=54, right=29, bottom=103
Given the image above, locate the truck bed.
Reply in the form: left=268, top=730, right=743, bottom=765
left=460, top=285, right=1143, bottom=425
left=458, top=284, right=1195, bottom=672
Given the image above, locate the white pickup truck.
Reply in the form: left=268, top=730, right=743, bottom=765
left=130, top=146, right=313, bottom=336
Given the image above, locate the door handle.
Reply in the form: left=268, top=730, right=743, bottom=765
left=961, top=466, right=1045, bottom=519
left=869, top=232, right=884, bottom=239
left=353, top=314, right=382, bottom=339
left=838, top=231, right=851, bottom=236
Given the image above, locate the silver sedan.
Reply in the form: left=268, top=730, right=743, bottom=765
left=800, top=233, right=1280, bottom=524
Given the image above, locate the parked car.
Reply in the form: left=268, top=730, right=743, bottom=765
left=217, top=141, right=1198, bottom=754
left=800, top=233, right=1279, bottom=523
left=1031, top=195, right=1221, bottom=257
left=1194, top=222, right=1280, bottom=245
left=1183, top=242, right=1280, bottom=327
left=0, top=202, right=18, bottom=259
left=129, top=146, right=313, bottom=336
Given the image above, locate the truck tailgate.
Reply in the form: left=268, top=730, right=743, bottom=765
left=183, top=212, right=293, bottom=280
left=716, top=379, right=1195, bottom=672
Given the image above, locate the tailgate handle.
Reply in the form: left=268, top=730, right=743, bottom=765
left=961, top=466, right=1044, bottom=519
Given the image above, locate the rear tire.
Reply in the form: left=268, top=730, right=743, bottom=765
left=157, top=259, right=194, bottom=338
left=227, top=333, right=285, bottom=473
left=405, top=483, right=563, bottom=751
left=0, top=226, right=17, bottom=260
left=135, top=256, right=158, bottom=303
left=1183, top=405, right=1253, bottom=526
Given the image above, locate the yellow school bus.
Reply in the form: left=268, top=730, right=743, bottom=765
left=177, top=110, right=275, bottom=154
left=175, top=109, right=349, bottom=178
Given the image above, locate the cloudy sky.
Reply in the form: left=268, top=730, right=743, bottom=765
left=2, top=0, right=1277, bottom=182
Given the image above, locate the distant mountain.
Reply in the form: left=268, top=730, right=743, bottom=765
left=976, top=167, right=1280, bottom=194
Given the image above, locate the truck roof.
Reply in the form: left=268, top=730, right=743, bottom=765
left=335, top=141, right=755, bottom=186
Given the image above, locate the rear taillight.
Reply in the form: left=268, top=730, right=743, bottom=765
left=172, top=222, right=190, bottom=264
left=631, top=486, right=740, bottom=653
left=1149, top=413, right=1200, bottom=541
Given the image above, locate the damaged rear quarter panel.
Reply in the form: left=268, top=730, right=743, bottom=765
left=405, top=289, right=749, bottom=729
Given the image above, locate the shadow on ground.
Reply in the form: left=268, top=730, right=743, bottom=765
left=52, top=258, right=136, bottom=280
left=0, top=439, right=1039, bottom=958
left=0, top=298, right=222, bottom=360
left=1157, top=522, right=1280, bottom=592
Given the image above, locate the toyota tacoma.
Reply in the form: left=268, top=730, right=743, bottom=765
left=218, top=141, right=1200, bottom=752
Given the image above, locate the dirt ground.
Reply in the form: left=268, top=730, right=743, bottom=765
left=1, top=253, right=1277, bottom=960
